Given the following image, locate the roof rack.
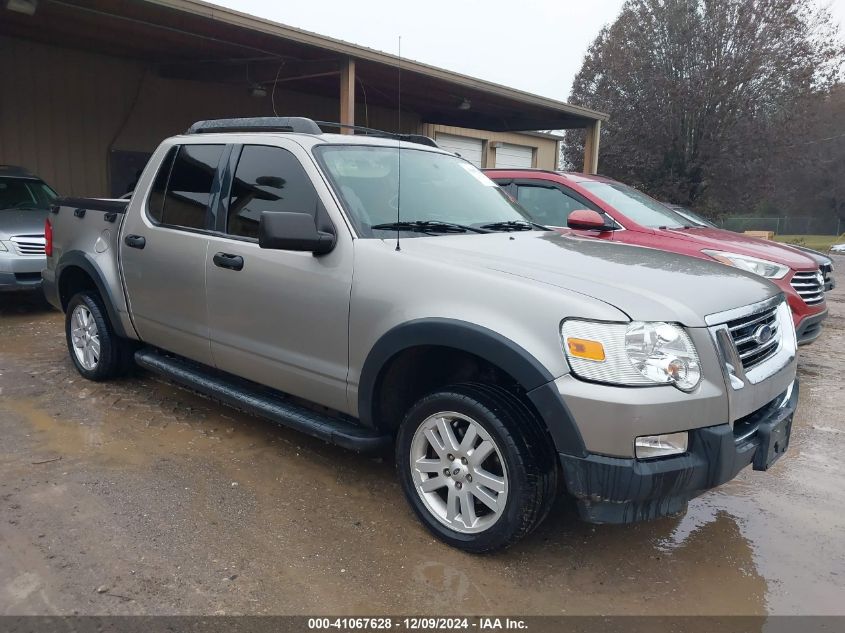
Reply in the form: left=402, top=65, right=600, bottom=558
left=313, top=121, right=439, bottom=148
left=184, top=117, right=439, bottom=148
left=186, top=117, right=323, bottom=135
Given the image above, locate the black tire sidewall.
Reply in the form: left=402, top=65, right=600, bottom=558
left=396, top=387, right=542, bottom=553
left=65, top=292, right=119, bottom=381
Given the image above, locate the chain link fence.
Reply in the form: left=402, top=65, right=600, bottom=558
left=719, top=216, right=844, bottom=235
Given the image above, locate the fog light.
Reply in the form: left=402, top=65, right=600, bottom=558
left=635, top=432, right=688, bottom=459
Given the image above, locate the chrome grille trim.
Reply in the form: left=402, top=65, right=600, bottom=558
left=738, top=334, right=778, bottom=361
left=705, top=295, right=782, bottom=327
left=9, top=235, right=46, bottom=256
left=727, top=310, right=775, bottom=333
left=725, top=304, right=781, bottom=370
left=707, top=297, right=795, bottom=392
left=791, top=270, right=825, bottom=305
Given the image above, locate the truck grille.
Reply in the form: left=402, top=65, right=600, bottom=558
left=790, top=270, right=824, bottom=305
left=10, top=235, right=46, bottom=256
left=726, top=305, right=781, bottom=370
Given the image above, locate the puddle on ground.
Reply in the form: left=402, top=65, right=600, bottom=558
left=7, top=390, right=285, bottom=467
left=2, top=282, right=844, bottom=615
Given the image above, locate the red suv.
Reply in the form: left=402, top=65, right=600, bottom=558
left=486, top=169, right=828, bottom=344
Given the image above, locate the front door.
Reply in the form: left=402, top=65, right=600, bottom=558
left=204, top=142, right=353, bottom=413
left=120, top=143, right=227, bottom=366
left=512, top=181, right=617, bottom=239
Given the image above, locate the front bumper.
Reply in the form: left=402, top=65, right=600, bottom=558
left=779, top=275, right=827, bottom=345
left=0, top=250, right=45, bottom=292
left=559, top=380, right=797, bottom=524
left=795, top=309, right=828, bottom=345
left=0, top=270, right=43, bottom=291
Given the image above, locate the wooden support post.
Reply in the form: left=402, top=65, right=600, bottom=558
left=583, top=120, right=601, bottom=174
left=340, top=58, right=355, bottom=134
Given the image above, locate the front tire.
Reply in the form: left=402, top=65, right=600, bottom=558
left=396, top=383, right=558, bottom=553
left=65, top=291, right=132, bottom=381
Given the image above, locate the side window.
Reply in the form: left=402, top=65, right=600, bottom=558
left=160, top=144, right=224, bottom=230
left=517, top=185, right=585, bottom=226
left=226, top=145, right=319, bottom=239
left=147, top=146, right=177, bottom=224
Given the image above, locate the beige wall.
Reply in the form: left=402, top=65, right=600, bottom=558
left=421, top=124, right=559, bottom=170
left=1, top=36, right=545, bottom=197
left=0, top=36, right=419, bottom=197
left=1, top=37, right=145, bottom=196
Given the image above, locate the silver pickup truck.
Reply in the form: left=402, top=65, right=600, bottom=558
left=44, top=117, right=798, bottom=552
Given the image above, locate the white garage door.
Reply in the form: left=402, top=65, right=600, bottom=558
left=435, top=133, right=484, bottom=167
left=495, top=143, right=534, bottom=168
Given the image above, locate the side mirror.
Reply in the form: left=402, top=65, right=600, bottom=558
left=567, top=209, right=611, bottom=231
left=258, top=211, right=336, bottom=255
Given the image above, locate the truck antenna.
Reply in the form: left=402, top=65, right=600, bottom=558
left=395, top=35, right=402, bottom=252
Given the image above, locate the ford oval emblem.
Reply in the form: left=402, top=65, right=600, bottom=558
left=753, top=323, right=774, bottom=345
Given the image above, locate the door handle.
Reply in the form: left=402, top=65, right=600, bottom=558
left=213, top=252, right=244, bottom=271
left=124, top=234, right=146, bottom=249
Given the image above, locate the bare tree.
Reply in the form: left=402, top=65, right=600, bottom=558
left=565, top=0, right=843, bottom=215
left=766, top=83, right=845, bottom=229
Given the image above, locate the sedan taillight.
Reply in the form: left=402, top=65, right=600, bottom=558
left=45, top=218, right=53, bottom=257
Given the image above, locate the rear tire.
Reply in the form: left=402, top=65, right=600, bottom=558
left=65, top=291, right=133, bottom=381
left=396, top=383, right=558, bottom=553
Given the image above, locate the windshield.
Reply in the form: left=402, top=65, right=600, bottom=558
left=0, top=177, right=58, bottom=211
left=672, top=206, right=717, bottom=228
left=581, top=181, right=688, bottom=229
left=315, top=145, right=530, bottom=237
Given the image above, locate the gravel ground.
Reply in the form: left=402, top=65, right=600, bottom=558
left=1, top=261, right=843, bottom=616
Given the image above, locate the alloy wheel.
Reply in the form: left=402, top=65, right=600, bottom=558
left=409, top=411, right=508, bottom=534
left=70, top=304, right=100, bottom=371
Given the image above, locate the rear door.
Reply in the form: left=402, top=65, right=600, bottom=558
left=121, top=143, right=227, bottom=366
left=204, top=141, right=353, bottom=413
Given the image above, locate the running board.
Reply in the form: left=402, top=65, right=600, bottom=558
left=134, top=348, right=391, bottom=453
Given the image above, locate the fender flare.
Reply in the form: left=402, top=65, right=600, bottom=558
left=358, top=318, right=586, bottom=457
left=55, top=250, right=130, bottom=339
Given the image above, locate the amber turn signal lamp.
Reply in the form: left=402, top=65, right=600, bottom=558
left=566, top=338, right=605, bottom=361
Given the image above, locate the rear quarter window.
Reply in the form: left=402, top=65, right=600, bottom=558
left=147, top=144, right=224, bottom=231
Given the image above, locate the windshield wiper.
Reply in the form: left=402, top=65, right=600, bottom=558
left=371, top=220, right=491, bottom=234
left=479, top=219, right=547, bottom=232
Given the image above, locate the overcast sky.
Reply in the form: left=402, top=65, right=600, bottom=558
left=211, top=0, right=844, bottom=102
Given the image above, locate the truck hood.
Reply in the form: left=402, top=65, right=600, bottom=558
left=396, top=231, right=781, bottom=326
left=656, top=227, right=818, bottom=271
left=0, top=209, right=49, bottom=240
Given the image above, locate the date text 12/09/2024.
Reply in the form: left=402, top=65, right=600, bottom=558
left=307, top=618, right=528, bottom=630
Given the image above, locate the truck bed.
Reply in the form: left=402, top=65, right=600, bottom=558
left=44, top=197, right=136, bottom=339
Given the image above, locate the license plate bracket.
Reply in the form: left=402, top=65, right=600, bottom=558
left=753, top=413, right=793, bottom=471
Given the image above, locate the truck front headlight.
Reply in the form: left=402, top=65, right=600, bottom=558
left=0, top=242, right=7, bottom=252
left=561, top=320, right=701, bottom=392
left=625, top=322, right=701, bottom=391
